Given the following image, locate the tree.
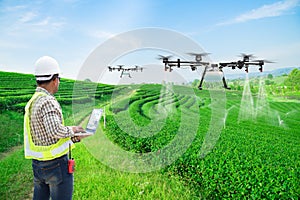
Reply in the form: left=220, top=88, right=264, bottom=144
left=265, top=79, right=274, bottom=85
left=284, top=68, right=300, bottom=88
left=191, top=79, right=200, bottom=88
left=267, top=74, right=273, bottom=79
left=284, top=68, right=300, bottom=92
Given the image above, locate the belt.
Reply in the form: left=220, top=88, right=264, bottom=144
left=32, top=154, right=68, bottom=163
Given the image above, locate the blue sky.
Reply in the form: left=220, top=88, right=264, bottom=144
left=0, top=0, right=299, bottom=80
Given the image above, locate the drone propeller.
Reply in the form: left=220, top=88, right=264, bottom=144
left=240, top=53, right=255, bottom=58
left=187, top=52, right=210, bottom=62
left=251, top=59, right=274, bottom=64
left=134, top=65, right=144, bottom=71
left=187, top=52, right=210, bottom=57
left=107, top=66, right=113, bottom=72
left=239, top=53, right=255, bottom=62
left=157, top=55, right=172, bottom=60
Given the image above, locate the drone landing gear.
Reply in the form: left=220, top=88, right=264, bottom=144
left=198, top=66, right=207, bottom=90
left=222, top=77, right=231, bottom=90
left=120, top=71, right=132, bottom=78
left=198, top=67, right=231, bottom=90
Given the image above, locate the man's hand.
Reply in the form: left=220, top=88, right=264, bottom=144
left=71, top=126, right=90, bottom=140
left=72, top=126, right=85, bottom=133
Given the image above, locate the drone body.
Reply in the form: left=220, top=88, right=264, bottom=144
left=219, top=54, right=273, bottom=73
left=158, top=53, right=210, bottom=72
left=107, top=65, right=143, bottom=78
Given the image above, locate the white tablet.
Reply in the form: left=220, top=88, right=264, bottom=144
left=74, top=108, right=103, bottom=136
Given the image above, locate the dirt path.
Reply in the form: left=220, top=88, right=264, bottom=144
left=0, top=145, right=22, bottom=160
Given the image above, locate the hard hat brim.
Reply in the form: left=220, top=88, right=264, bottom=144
left=35, top=74, right=55, bottom=81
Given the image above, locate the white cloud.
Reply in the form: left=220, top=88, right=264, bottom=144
left=32, top=17, right=50, bottom=26
left=19, top=12, right=37, bottom=23
left=1, top=1, right=66, bottom=36
left=218, top=0, right=299, bottom=26
left=3, top=5, right=27, bottom=12
left=89, top=30, right=116, bottom=40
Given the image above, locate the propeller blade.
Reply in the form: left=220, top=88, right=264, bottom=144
left=264, top=60, right=274, bottom=63
left=157, top=55, right=172, bottom=60
left=252, top=59, right=274, bottom=63
left=187, top=52, right=210, bottom=57
left=240, top=53, right=254, bottom=58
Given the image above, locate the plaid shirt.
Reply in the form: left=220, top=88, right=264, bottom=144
left=29, top=87, right=75, bottom=146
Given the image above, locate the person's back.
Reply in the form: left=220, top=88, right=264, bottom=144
left=24, top=56, right=87, bottom=200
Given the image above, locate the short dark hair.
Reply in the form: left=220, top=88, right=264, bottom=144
left=36, top=74, right=59, bottom=85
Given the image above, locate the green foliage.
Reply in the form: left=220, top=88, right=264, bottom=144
left=73, top=144, right=197, bottom=200
left=191, top=79, right=200, bottom=87
left=1, top=71, right=300, bottom=199
left=0, top=71, right=116, bottom=111
left=226, top=71, right=300, bottom=100
left=284, top=68, right=300, bottom=88
left=104, top=85, right=300, bottom=199
left=265, top=79, right=275, bottom=85
left=0, top=111, right=23, bottom=152
left=0, top=71, right=115, bottom=152
left=267, top=73, right=273, bottom=79
left=0, top=148, right=32, bottom=199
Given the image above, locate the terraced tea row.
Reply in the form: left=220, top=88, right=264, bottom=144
left=0, top=71, right=117, bottom=113
left=104, top=84, right=300, bottom=199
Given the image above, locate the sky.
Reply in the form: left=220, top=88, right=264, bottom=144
left=0, top=0, right=299, bottom=83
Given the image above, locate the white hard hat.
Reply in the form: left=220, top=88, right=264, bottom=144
left=34, top=56, right=61, bottom=81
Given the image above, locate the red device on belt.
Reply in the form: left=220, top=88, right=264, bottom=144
left=68, top=144, right=75, bottom=173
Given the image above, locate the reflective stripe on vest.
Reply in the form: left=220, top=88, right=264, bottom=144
left=24, top=92, right=74, bottom=161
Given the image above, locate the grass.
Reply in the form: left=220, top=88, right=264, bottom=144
left=73, top=144, right=197, bottom=200
left=0, top=104, right=197, bottom=200
left=0, top=147, right=32, bottom=200
left=0, top=143, right=197, bottom=200
left=0, top=111, right=23, bottom=153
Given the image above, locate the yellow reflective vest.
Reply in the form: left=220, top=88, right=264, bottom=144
left=24, top=92, right=74, bottom=161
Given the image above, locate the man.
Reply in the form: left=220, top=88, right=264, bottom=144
left=24, top=56, right=87, bottom=200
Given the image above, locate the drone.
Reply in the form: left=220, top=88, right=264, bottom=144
left=107, top=65, right=143, bottom=78
left=158, top=53, right=230, bottom=90
left=219, top=53, right=273, bottom=73
left=159, top=53, right=273, bottom=90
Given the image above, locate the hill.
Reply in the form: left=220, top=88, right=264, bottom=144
left=225, top=66, right=300, bottom=80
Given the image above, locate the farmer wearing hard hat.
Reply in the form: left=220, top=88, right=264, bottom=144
left=24, top=56, right=86, bottom=200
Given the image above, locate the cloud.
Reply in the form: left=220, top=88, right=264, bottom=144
left=2, top=5, right=27, bottom=12
left=89, top=30, right=116, bottom=40
left=1, top=2, right=66, bottom=36
left=218, top=0, right=299, bottom=26
left=19, top=12, right=37, bottom=23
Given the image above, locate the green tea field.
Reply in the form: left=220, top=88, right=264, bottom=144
left=0, top=71, right=299, bottom=199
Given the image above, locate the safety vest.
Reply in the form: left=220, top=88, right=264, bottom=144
left=24, top=92, right=74, bottom=161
